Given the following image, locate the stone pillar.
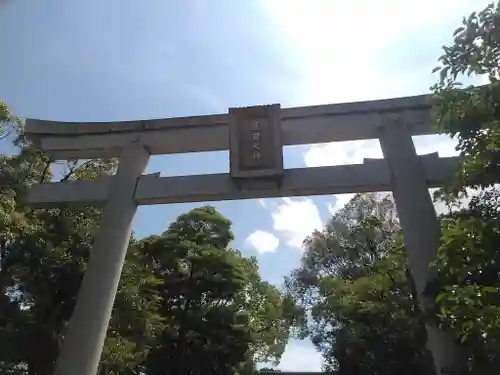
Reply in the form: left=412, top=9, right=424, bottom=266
left=53, top=142, right=150, bottom=375
left=378, top=118, right=464, bottom=375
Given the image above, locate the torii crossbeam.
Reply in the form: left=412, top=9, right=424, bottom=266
left=25, top=94, right=462, bottom=375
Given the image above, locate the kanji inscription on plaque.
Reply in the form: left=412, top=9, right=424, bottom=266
left=229, top=104, right=283, bottom=179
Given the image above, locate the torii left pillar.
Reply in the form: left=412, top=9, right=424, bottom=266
left=52, top=141, right=151, bottom=375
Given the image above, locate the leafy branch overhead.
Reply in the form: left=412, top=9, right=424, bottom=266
left=432, top=1, right=500, bottom=190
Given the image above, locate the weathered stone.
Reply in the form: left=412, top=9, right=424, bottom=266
left=24, top=93, right=468, bottom=375
left=229, top=104, right=283, bottom=179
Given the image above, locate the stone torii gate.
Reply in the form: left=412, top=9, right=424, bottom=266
left=25, top=94, right=462, bottom=375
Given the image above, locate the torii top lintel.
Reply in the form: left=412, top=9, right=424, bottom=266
left=24, top=93, right=434, bottom=160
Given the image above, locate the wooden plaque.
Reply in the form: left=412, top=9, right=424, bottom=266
left=229, top=104, right=283, bottom=179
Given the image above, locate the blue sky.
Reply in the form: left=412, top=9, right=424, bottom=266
left=0, top=0, right=491, bottom=371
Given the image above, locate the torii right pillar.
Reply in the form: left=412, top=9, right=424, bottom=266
left=378, top=116, right=465, bottom=375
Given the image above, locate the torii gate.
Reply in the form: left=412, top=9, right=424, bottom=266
left=25, top=94, right=462, bottom=375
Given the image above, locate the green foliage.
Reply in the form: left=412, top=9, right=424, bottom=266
left=430, top=3, right=500, bottom=373
left=0, top=143, right=293, bottom=374
left=0, top=128, right=161, bottom=375
left=286, top=193, right=433, bottom=374
left=432, top=1, right=500, bottom=190
left=0, top=100, right=23, bottom=141
left=432, top=189, right=500, bottom=373
left=0, top=100, right=294, bottom=374
left=137, top=206, right=294, bottom=375
left=136, top=207, right=251, bottom=375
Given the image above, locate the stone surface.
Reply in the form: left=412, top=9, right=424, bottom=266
left=229, top=104, right=283, bottom=178
left=52, top=142, right=151, bottom=375
left=24, top=94, right=433, bottom=160
left=23, top=93, right=467, bottom=375
left=378, top=119, right=465, bottom=374
left=26, top=155, right=459, bottom=206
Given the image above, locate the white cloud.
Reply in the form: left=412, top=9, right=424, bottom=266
left=327, top=193, right=356, bottom=216
left=268, top=135, right=463, bottom=248
left=304, top=134, right=460, bottom=215
left=262, top=0, right=490, bottom=217
left=259, top=0, right=492, bottom=247
left=271, top=198, right=323, bottom=249
left=256, top=1, right=494, bottom=367
left=261, top=0, right=489, bottom=105
left=277, top=341, right=323, bottom=372
left=245, top=230, right=280, bottom=254
left=304, top=139, right=382, bottom=168
left=304, top=134, right=459, bottom=169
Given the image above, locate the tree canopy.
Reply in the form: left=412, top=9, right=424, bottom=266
left=285, top=194, right=433, bottom=375
left=284, top=3, right=500, bottom=374
left=432, top=1, right=500, bottom=190
left=0, top=123, right=295, bottom=375
left=136, top=206, right=295, bottom=375
left=3, top=2, right=500, bottom=374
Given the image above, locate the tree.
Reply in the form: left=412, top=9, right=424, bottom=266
left=236, top=257, right=300, bottom=366
left=136, top=206, right=295, bottom=375
left=430, top=2, right=500, bottom=373
left=137, top=206, right=252, bottom=375
left=431, top=190, right=500, bottom=373
left=432, top=1, right=500, bottom=191
left=0, top=99, right=20, bottom=140
left=1, top=104, right=294, bottom=374
left=285, top=193, right=434, bottom=374
left=0, top=117, right=162, bottom=375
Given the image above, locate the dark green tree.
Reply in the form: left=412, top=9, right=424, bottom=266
left=285, top=193, right=433, bottom=375
left=0, top=117, right=162, bottom=375
left=136, top=206, right=295, bottom=375
left=430, top=2, right=500, bottom=373
left=432, top=1, right=500, bottom=191
left=431, top=190, right=500, bottom=373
